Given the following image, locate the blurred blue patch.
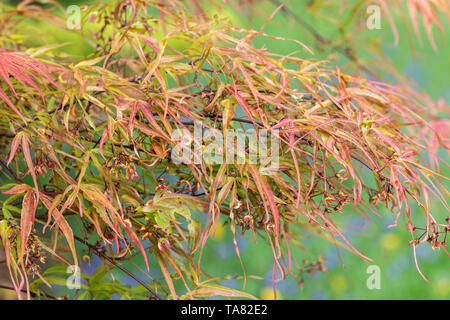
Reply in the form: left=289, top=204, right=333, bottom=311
left=311, top=289, right=326, bottom=300
left=386, top=254, right=409, bottom=281
left=81, top=254, right=102, bottom=276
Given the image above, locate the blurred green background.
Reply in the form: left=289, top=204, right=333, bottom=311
left=196, top=1, right=450, bottom=300
left=0, top=0, right=448, bottom=300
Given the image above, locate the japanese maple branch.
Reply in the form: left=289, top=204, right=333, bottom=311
left=72, top=234, right=162, bottom=300
left=0, top=157, right=25, bottom=184
left=0, top=157, right=62, bottom=195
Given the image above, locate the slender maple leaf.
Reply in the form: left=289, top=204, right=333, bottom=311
left=0, top=50, right=66, bottom=124
left=19, top=190, right=37, bottom=261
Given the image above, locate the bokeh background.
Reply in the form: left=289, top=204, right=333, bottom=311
left=0, top=0, right=448, bottom=299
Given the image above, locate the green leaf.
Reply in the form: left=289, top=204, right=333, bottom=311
left=77, top=291, right=90, bottom=300
left=189, top=284, right=257, bottom=299
left=89, top=265, right=109, bottom=285
left=155, top=212, right=170, bottom=230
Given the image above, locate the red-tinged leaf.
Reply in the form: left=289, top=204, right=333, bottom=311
left=407, top=1, right=421, bottom=44
left=128, top=101, right=138, bottom=135
left=189, top=284, right=257, bottom=299
left=2, top=184, right=31, bottom=195
left=440, top=244, right=449, bottom=256
left=99, top=129, right=109, bottom=161
left=0, top=63, right=17, bottom=97
left=379, top=1, right=399, bottom=45
left=6, top=51, right=69, bottom=95
left=0, top=50, right=69, bottom=125
left=155, top=251, right=178, bottom=299
left=0, top=220, right=23, bottom=298
left=216, top=178, right=234, bottom=207
left=20, top=190, right=37, bottom=260
left=7, top=133, right=23, bottom=165
left=423, top=15, right=438, bottom=52
left=232, top=87, right=260, bottom=128
left=80, top=184, right=121, bottom=236
left=248, top=165, right=280, bottom=237
left=40, top=196, right=78, bottom=266
left=21, top=134, right=39, bottom=201
left=43, top=193, right=63, bottom=233
left=49, top=186, right=78, bottom=230
left=412, top=243, right=430, bottom=283
left=0, top=87, right=27, bottom=124
left=237, top=63, right=259, bottom=105
left=80, top=184, right=119, bottom=216
left=229, top=214, right=247, bottom=289
left=315, top=209, right=374, bottom=262
left=138, top=101, right=170, bottom=140
left=123, top=225, right=149, bottom=272
left=6, top=64, right=46, bottom=103
left=161, top=251, right=191, bottom=293
left=133, top=122, right=166, bottom=140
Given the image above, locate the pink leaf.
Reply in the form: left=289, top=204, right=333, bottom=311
left=20, top=190, right=37, bottom=260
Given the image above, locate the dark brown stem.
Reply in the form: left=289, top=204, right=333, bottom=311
left=0, top=157, right=62, bottom=195
left=72, top=235, right=162, bottom=300
left=0, top=157, right=25, bottom=184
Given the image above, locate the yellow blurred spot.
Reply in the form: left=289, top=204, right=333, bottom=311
left=260, top=286, right=283, bottom=300
left=433, top=279, right=449, bottom=297
left=381, top=233, right=400, bottom=251
left=212, top=222, right=225, bottom=241
left=329, top=274, right=348, bottom=293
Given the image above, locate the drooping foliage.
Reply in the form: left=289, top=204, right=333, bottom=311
left=0, top=0, right=448, bottom=299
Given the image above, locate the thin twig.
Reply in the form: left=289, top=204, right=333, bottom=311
left=0, top=156, right=62, bottom=195
left=0, top=157, right=25, bottom=184
left=72, top=235, right=162, bottom=300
